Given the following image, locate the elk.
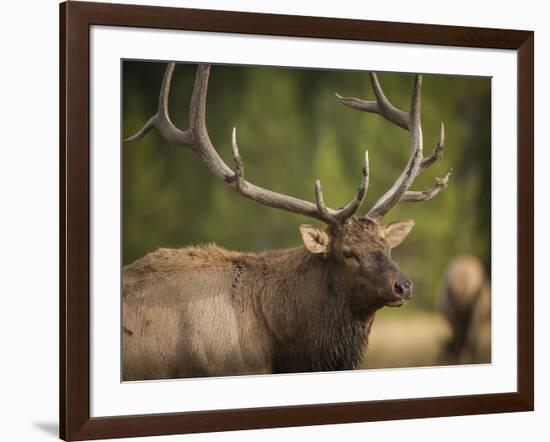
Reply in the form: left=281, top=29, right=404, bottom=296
left=438, top=255, right=491, bottom=364
left=122, top=63, right=451, bottom=380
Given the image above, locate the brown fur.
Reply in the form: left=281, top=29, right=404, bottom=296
left=122, top=217, right=413, bottom=380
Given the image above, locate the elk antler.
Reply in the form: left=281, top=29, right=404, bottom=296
left=125, top=63, right=369, bottom=227
left=336, top=73, right=451, bottom=221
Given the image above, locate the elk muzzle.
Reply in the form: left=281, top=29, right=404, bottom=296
left=387, top=273, right=413, bottom=306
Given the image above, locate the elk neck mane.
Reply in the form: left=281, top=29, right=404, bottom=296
left=254, top=245, right=378, bottom=372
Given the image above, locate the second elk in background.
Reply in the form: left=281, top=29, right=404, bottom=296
left=438, top=255, right=491, bottom=364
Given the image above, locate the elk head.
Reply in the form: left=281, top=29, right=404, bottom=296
left=125, top=63, right=451, bottom=310
left=300, top=218, right=414, bottom=310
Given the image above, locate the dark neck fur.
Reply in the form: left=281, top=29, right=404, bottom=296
left=257, top=247, right=379, bottom=373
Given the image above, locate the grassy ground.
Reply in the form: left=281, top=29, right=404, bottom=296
left=359, top=309, right=489, bottom=370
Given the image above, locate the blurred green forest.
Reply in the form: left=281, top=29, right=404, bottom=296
left=122, top=61, right=491, bottom=310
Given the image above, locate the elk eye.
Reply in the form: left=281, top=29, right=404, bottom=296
left=342, top=249, right=356, bottom=260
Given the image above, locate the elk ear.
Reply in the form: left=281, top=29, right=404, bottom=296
left=299, top=224, right=330, bottom=254
left=381, top=219, right=415, bottom=248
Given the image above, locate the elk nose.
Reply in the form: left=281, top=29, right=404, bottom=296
left=393, top=279, right=413, bottom=299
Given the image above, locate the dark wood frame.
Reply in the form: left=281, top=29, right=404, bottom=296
left=60, top=1, right=534, bottom=440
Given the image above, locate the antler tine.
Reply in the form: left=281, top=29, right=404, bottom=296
left=314, top=180, right=335, bottom=224
left=231, top=127, right=246, bottom=192
left=337, top=72, right=450, bottom=221
left=335, top=73, right=408, bottom=130
left=333, top=150, right=370, bottom=222
left=125, top=63, right=369, bottom=227
left=312, top=149, right=369, bottom=225
left=401, top=170, right=452, bottom=202
left=125, top=63, right=193, bottom=146
left=421, top=122, right=445, bottom=169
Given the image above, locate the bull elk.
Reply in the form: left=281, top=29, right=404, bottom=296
left=438, top=255, right=491, bottom=364
left=122, top=63, right=451, bottom=380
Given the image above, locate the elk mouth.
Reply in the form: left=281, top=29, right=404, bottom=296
left=385, top=292, right=413, bottom=307
left=386, top=299, right=406, bottom=308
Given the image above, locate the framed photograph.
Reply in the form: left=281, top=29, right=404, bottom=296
left=60, top=1, right=534, bottom=440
